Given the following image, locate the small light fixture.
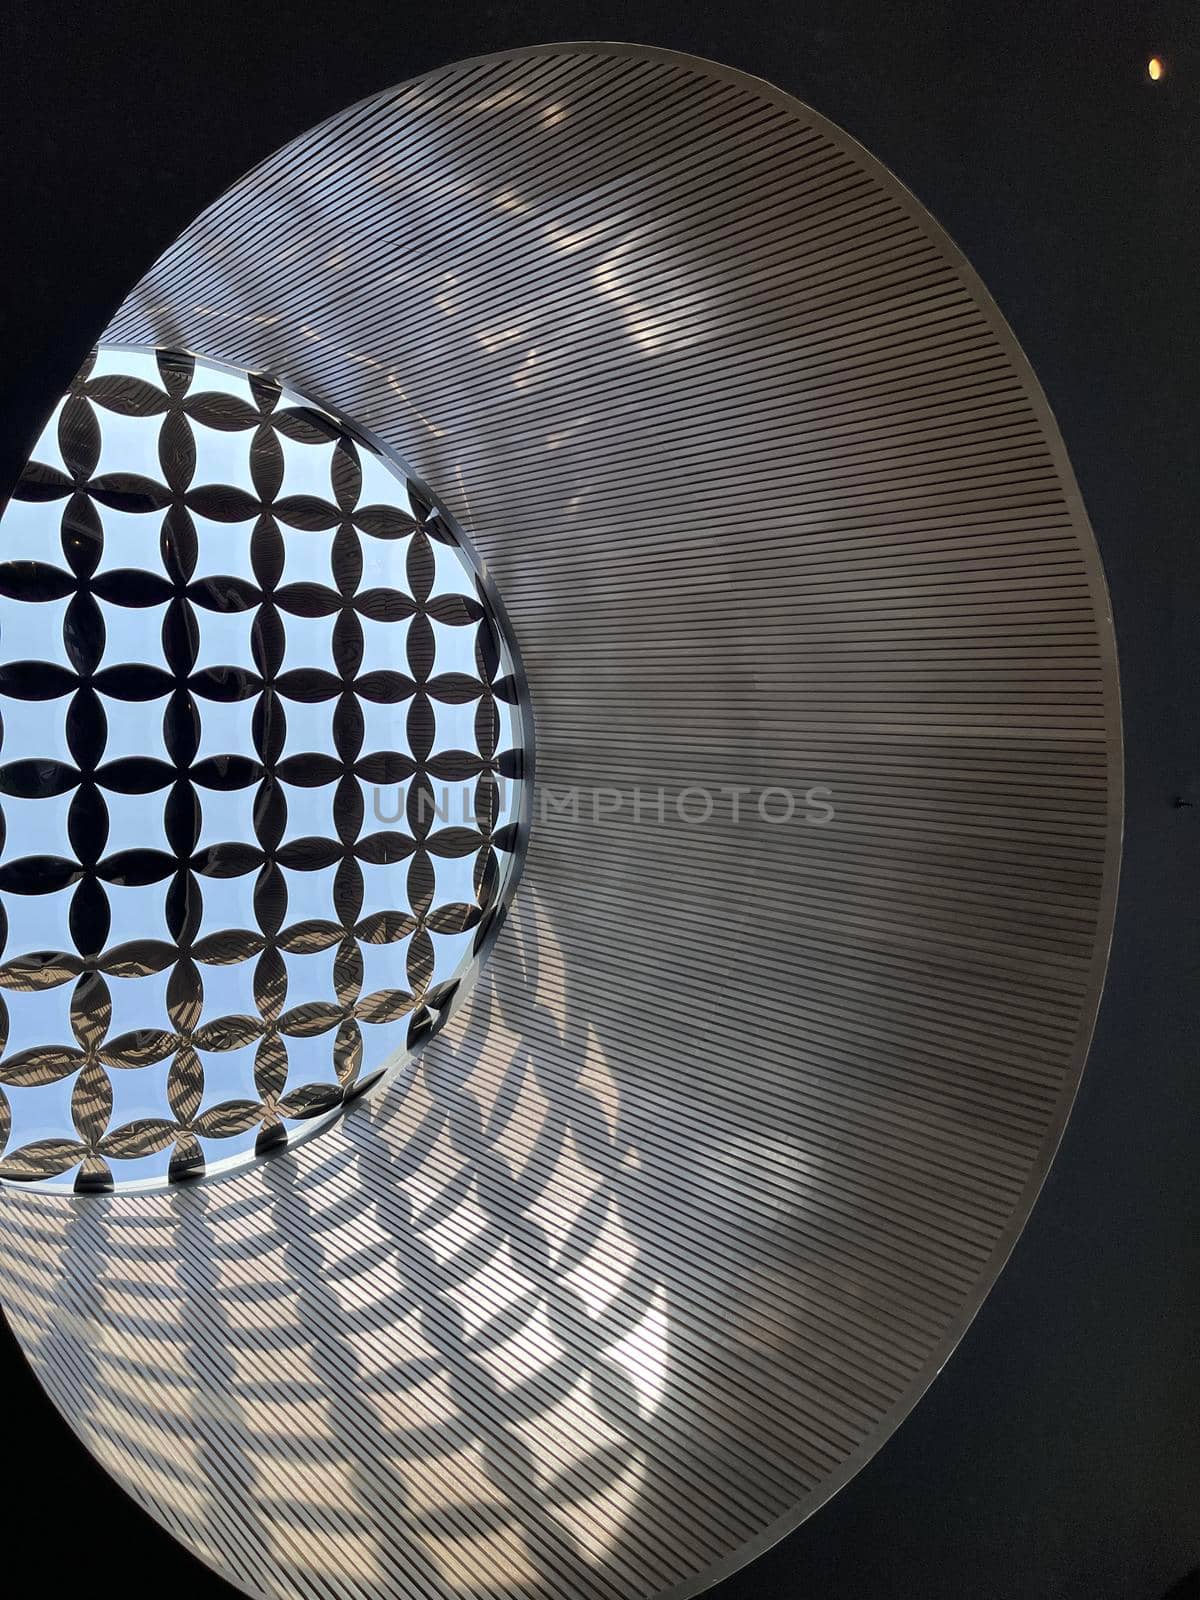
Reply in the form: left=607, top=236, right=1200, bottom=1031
left=1148, top=56, right=1165, bottom=81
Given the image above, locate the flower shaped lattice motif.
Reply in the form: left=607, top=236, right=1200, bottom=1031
left=0, top=347, right=528, bottom=1191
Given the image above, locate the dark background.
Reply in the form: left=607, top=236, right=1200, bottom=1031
left=1, top=2, right=1197, bottom=1596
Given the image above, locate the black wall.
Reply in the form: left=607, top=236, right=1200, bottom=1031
left=1, top=3, right=1196, bottom=1596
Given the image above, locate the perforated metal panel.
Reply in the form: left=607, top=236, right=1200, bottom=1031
left=0, top=346, right=529, bottom=1191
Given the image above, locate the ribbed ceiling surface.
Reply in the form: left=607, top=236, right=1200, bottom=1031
left=0, top=44, right=1120, bottom=1600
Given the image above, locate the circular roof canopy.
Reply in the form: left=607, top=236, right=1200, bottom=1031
left=0, top=43, right=1120, bottom=1600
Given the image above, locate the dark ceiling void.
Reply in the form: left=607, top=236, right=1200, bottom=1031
left=0, top=5, right=1195, bottom=1600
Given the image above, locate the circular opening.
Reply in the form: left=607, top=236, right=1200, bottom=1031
left=0, top=346, right=531, bottom=1192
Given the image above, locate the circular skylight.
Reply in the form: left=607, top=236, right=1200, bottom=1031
left=0, top=347, right=529, bottom=1191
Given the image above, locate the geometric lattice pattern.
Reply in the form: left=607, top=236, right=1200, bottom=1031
left=0, top=347, right=528, bottom=1192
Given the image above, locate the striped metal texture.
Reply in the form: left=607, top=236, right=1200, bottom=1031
left=0, top=43, right=1121, bottom=1600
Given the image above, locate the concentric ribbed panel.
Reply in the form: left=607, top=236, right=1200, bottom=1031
left=0, top=43, right=1120, bottom=1600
